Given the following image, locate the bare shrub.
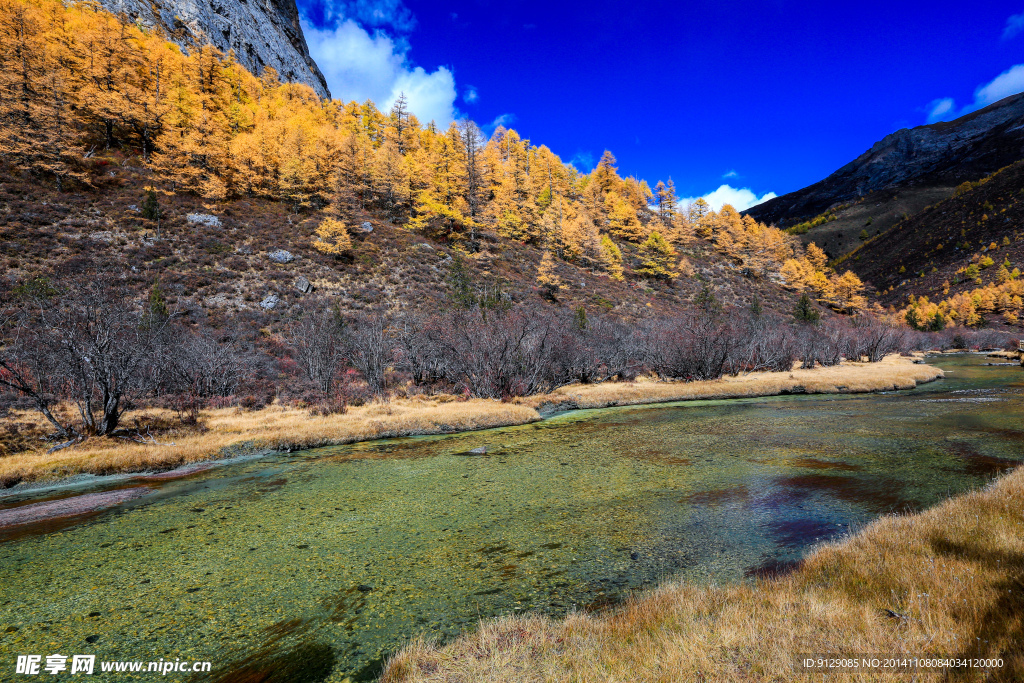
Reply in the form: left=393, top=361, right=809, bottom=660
left=440, top=309, right=555, bottom=399
left=164, top=327, right=253, bottom=423
left=287, top=304, right=346, bottom=399
left=347, top=313, right=396, bottom=397
left=2, top=283, right=167, bottom=436
left=647, top=310, right=735, bottom=381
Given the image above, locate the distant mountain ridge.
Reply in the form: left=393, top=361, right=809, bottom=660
left=746, top=93, right=1024, bottom=227
left=98, top=0, right=330, bottom=99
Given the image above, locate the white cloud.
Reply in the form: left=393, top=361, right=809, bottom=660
left=480, top=113, right=516, bottom=138
left=925, top=97, right=955, bottom=123
left=463, top=86, right=479, bottom=104
left=974, top=64, right=1024, bottom=106
left=680, top=185, right=778, bottom=212
left=303, top=19, right=458, bottom=126
left=570, top=151, right=595, bottom=171
left=1003, top=11, right=1024, bottom=40
left=924, top=64, right=1024, bottom=123
left=722, top=169, right=739, bottom=179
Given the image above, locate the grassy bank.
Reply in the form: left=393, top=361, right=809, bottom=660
left=383, top=466, right=1024, bottom=683
left=0, top=354, right=942, bottom=488
left=0, top=399, right=540, bottom=488
left=522, top=353, right=942, bottom=413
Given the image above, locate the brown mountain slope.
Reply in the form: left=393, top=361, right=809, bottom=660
left=0, top=165, right=807, bottom=329
left=834, top=160, right=1024, bottom=309
left=745, top=93, right=1024, bottom=233
left=784, top=186, right=958, bottom=261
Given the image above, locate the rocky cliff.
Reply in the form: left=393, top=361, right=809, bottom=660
left=747, top=93, right=1024, bottom=226
left=98, top=0, right=330, bottom=99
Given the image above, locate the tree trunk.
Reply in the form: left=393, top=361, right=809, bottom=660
left=99, top=391, right=120, bottom=435
left=37, top=401, right=71, bottom=438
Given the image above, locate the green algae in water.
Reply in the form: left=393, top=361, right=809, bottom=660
left=0, top=354, right=1022, bottom=681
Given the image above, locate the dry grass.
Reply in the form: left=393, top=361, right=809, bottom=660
left=0, top=399, right=539, bottom=488
left=521, top=354, right=943, bottom=412
left=987, top=350, right=1024, bottom=362
left=383, top=466, right=1024, bottom=682
left=0, top=355, right=941, bottom=488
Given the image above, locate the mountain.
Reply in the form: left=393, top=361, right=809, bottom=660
left=746, top=93, right=1024, bottom=231
left=834, top=159, right=1024, bottom=312
left=98, top=0, right=330, bottom=99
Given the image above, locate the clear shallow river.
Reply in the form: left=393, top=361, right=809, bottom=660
left=0, top=354, right=1021, bottom=682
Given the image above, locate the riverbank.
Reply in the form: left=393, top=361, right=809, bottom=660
left=0, top=354, right=942, bottom=489
left=987, top=349, right=1024, bottom=366
left=523, top=352, right=942, bottom=413
left=382, top=464, right=1024, bottom=682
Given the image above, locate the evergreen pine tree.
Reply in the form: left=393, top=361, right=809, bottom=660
left=145, top=280, right=169, bottom=328
left=447, top=253, right=475, bottom=308
left=793, top=293, right=820, bottom=324
left=694, top=283, right=722, bottom=316
left=750, top=294, right=763, bottom=318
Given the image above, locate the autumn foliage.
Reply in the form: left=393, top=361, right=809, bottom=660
left=0, top=0, right=867, bottom=300
left=901, top=248, right=1023, bottom=328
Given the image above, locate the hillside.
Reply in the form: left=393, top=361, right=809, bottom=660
left=746, top=93, right=1024, bottom=231
left=744, top=94, right=1024, bottom=263
left=0, top=0, right=870, bottom=332
left=0, top=166, right=808, bottom=328
left=834, top=160, right=1024, bottom=323
left=736, top=92, right=1024, bottom=329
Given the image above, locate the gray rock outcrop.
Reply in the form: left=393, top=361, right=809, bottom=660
left=294, top=276, right=313, bottom=293
left=98, top=0, right=330, bottom=99
left=187, top=213, right=221, bottom=228
left=268, top=249, right=294, bottom=264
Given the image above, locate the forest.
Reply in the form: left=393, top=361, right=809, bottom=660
left=0, top=0, right=875, bottom=309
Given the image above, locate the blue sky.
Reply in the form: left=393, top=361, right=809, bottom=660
left=299, top=1, right=1024, bottom=210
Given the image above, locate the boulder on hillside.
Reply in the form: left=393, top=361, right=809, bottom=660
left=268, top=249, right=294, bottom=264
left=295, top=276, right=313, bottom=293
left=187, top=213, right=221, bottom=228
left=260, top=294, right=280, bottom=310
